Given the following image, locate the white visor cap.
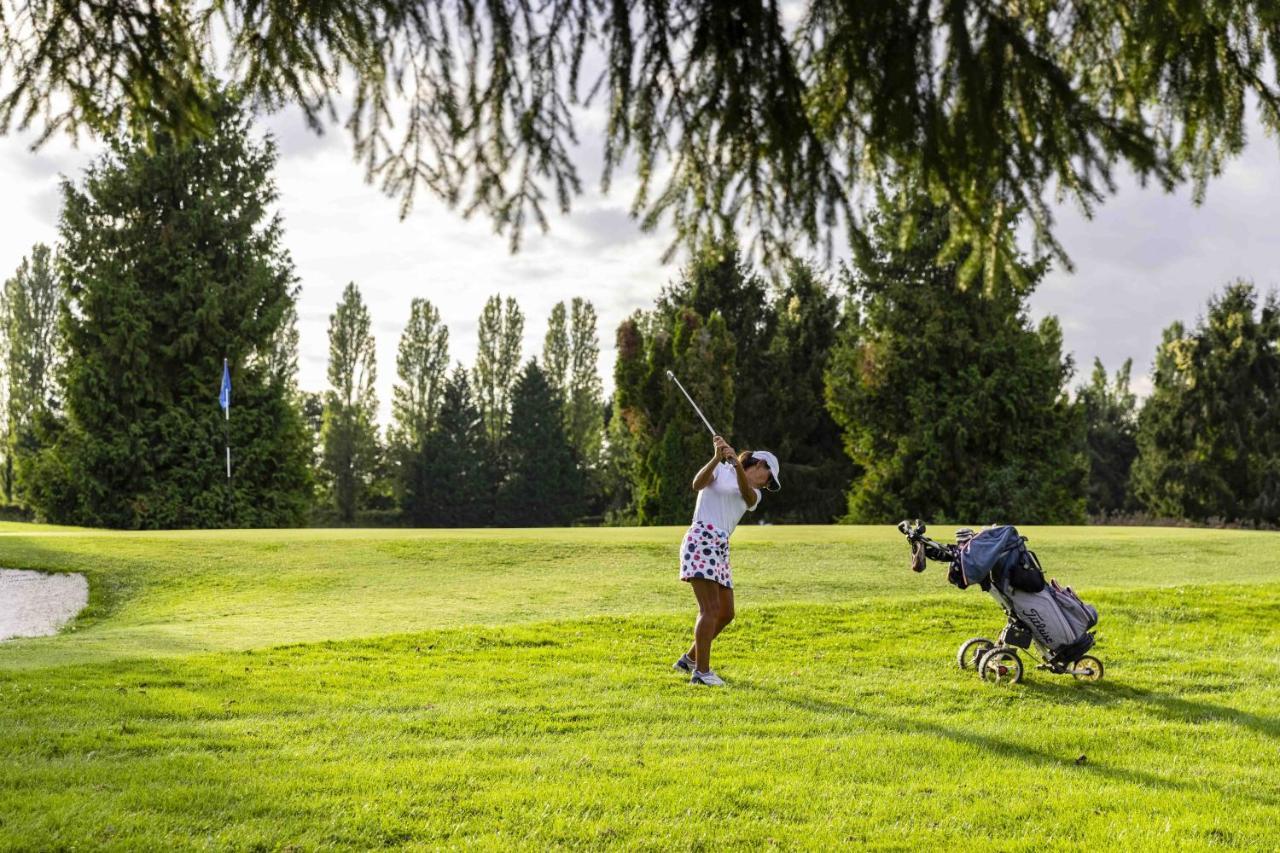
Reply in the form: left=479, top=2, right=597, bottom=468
left=751, top=450, right=781, bottom=491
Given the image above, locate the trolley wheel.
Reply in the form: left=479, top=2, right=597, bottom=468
left=979, top=647, right=1024, bottom=685
left=1072, top=655, right=1104, bottom=682
left=974, top=646, right=998, bottom=677
left=957, top=638, right=995, bottom=670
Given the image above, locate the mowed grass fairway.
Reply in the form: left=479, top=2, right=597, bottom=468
left=2, top=525, right=1279, bottom=850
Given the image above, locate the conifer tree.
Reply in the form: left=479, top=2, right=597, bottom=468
left=406, top=366, right=492, bottom=527
left=9, top=3, right=1280, bottom=285
left=656, top=241, right=773, bottom=447
left=758, top=262, right=853, bottom=522
left=612, top=246, right=771, bottom=524
left=1131, top=283, right=1280, bottom=525
left=825, top=190, right=1086, bottom=524
left=1077, top=358, right=1140, bottom=517
left=21, top=91, right=312, bottom=528
left=602, top=317, right=648, bottom=523
left=611, top=305, right=736, bottom=526
left=497, top=360, right=583, bottom=526
left=264, top=299, right=301, bottom=394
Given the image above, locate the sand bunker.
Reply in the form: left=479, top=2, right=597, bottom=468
left=0, top=569, right=89, bottom=641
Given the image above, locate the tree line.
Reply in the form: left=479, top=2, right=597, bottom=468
left=309, top=284, right=604, bottom=528
left=2, top=95, right=1277, bottom=529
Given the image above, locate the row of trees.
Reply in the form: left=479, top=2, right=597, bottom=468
left=2, top=92, right=1276, bottom=528
left=0, top=93, right=611, bottom=528
left=316, top=285, right=604, bottom=527
left=607, top=245, right=852, bottom=525
left=605, top=192, right=1280, bottom=528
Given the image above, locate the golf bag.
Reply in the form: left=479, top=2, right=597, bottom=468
left=957, top=525, right=1099, bottom=663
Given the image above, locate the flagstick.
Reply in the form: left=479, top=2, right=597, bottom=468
left=223, top=358, right=231, bottom=480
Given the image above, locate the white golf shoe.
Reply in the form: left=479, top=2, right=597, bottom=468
left=673, top=653, right=695, bottom=673
left=690, top=669, right=725, bottom=686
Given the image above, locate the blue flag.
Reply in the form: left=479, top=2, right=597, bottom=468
left=219, top=360, right=231, bottom=413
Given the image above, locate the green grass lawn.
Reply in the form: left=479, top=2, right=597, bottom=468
left=2, top=524, right=1278, bottom=849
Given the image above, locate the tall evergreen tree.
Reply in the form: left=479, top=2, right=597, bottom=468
left=321, top=282, right=381, bottom=523
left=406, top=366, right=492, bottom=527
left=1131, top=282, right=1280, bottom=524
left=21, top=91, right=312, bottom=528
left=1078, top=358, right=1140, bottom=517
left=473, top=295, right=524, bottom=452
left=497, top=360, right=583, bottom=526
left=825, top=191, right=1086, bottom=524
left=1, top=243, right=62, bottom=505
left=610, top=246, right=853, bottom=525
left=757, top=262, right=854, bottom=522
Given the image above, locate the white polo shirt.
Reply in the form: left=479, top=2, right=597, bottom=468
left=692, top=462, right=761, bottom=537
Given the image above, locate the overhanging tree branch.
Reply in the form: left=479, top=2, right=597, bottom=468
left=3, top=0, right=1279, bottom=288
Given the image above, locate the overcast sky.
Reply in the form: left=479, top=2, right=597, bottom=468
left=2, top=104, right=1277, bottom=418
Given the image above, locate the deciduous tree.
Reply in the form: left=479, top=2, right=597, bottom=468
left=321, top=282, right=381, bottom=523
left=541, top=302, right=569, bottom=397
left=566, top=298, right=605, bottom=477
left=390, top=298, right=449, bottom=454
left=473, top=295, right=524, bottom=452
left=0, top=243, right=61, bottom=504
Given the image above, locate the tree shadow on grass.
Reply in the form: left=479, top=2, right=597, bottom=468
left=734, top=679, right=1277, bottom=805
left=1018, top=679, right=1280, bottom=740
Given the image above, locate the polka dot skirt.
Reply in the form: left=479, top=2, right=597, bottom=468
left=679, top=520, right=732, bottom=589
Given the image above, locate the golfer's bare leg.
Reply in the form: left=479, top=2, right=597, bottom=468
left=686, top=585, right=735, bottom=662
left=717, top=586, right=735, bottom=634
left=689, top=579, right=722, bottom=673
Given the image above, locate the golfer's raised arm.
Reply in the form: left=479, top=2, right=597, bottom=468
left=693, top=436, right=729, bottom=490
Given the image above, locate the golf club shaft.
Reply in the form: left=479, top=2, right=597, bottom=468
left=666, top=371, right=718, bottom=437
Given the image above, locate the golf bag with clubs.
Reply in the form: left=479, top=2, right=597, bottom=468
left=898, top=520, right=1104, bottom=684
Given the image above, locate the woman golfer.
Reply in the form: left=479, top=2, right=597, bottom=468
left=674, top=436, right=780, bottom=686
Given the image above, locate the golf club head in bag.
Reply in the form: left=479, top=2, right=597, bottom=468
left=898, top=519, right=929, bottom=573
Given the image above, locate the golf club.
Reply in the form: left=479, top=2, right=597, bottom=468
left=665, top=370, right=718, bottom=437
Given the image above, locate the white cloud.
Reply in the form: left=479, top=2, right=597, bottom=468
left=1029, top=114, right=1280, bottom=394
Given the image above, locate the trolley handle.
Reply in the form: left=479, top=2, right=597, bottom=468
left=897, top=519, right=957, bottom=570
